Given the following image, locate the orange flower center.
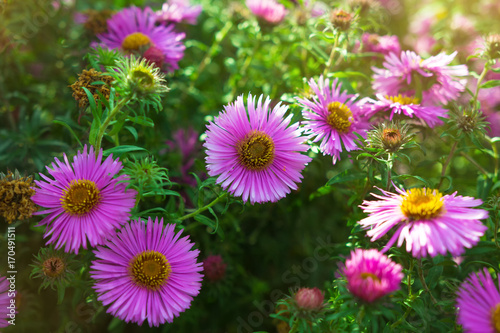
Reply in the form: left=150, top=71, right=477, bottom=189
left=61, top=179, right=101, bottom=216
left=130, top=250, right=171, bottom=290
left=237, top=131, right=275, bottom=171
left=326, top=101, right=352, bottom=133
left=400, top=188, right=444, bottom=220
left=121, top=32, right=151, bottom=52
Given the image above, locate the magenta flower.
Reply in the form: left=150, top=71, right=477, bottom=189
left=361, top=93, right=448, bottom=127
left=294, top=287, right=325, bottom=310
left=372, top=51, right=468, bottom=106
left=0, top=276, right=12, bottom=328
left=361, top=33, right=401, bottom=57
left=204, top=94, right=312, bottom=204
left=156, top=0, right=202, bottom=25
left=246, top=0, right=287, bottom=24
left=296, top=75, right=370, bottom=164
left=456, top=268, right=500, bottom=333
left=203, top=255, right=227, bottom=282
left=359, top=187, right=488, bottom=258
left=91, top=217, right=203, bottom=326
left=97, top=6, right=185, bottom=71
left=340, top=249, right=403, bottom=303
left=32, top=145, right=136, bottom=254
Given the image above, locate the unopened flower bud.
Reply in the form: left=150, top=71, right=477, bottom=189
left=294, top=287, right=324, bottom=310
left=203, top=255, right=227, bottom=282
left=330, top=9, right=353, bottom=31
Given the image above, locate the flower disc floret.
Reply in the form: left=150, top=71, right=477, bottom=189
left=121, top=32, right=151, bottom=52
left=400, top=188, right=444, bottom=220
left=61, top=179, right=101, bottom=216
left=130, top=250, right=171, bottom=290
left=237, top=131, right=275, bottom=170
left=327, top=101, right=352, bottom=133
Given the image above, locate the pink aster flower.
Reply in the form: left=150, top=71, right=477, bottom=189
left=204, top=94, right=312, bottom=204
left=156, top=0, right=202, bottom=25
left=246, top=0, right=287, bottom=24
left=91, top=217, right=203, bottom=326
left=340, top=248, right=403, bottom=303
left=0, top=276, right=13, bottom=328
left=360, top=93, right=448, bottom=127
left=296, top=75, right=370, bottom=164
left=361, top=33, right=401, bottom=57
left=456, top=268, right=500, bottom=333
left=294, top=287, right=325, bottom=310
left=372, top=51, right=468, bottom=106
left=97, top=6, right=185, bottom=72
left=203, top=255, right=227, bottom=282
left=32, top=145, right=137, bottom=254
left=359, top=187, right=488, bottom=258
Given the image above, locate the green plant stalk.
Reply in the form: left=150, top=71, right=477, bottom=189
left=472, top=63, right=490, bottom=109
left=179, top=192, right=228, bottom=222
left=289, top=319, right=300, bottom=333
left=190, top=20, right=233, bottom=86
left=437, top=141, right=458, bottom=189
left=386, top=153, right=393, bottom=191
left=94, top=96, right=131, bottom=152
left=417, top=259, right=438, bottom=307
left=459, top=151, right=489, bottom=176
left=323, top=32, right=340, bottom=76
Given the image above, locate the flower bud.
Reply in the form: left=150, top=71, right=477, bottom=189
left=203, top=255, right=227, bottom=282
left=294, top=287, right=324, bottom=310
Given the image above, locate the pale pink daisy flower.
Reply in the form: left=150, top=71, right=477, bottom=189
left=204, top=94, right=312, bottom=204
left=32, top=145, right=137, bottom=254
left=359, top=187, right=488, bottom=258
left=91, top=217, right=203, bottom=326
left=246, top=0, right=287, bottom=24
left=372, top=51, right=468, bottom=106
left=156, top=0, right=202, bottom=25
left=360, top=93, right=448, bottom=127
left=296, top=75, right=370, bottom=164
left=456, top=268, right=500, bottom=333
left=361, top=33, right=401, bottom=57
left=340, top=248, right=403, bottom=303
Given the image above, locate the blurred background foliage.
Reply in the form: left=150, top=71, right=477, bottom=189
left=1, top=0, right=500, bottom=332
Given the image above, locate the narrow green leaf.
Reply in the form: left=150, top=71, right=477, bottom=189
left=103, top=145, right=146, bottom=157
left=53, top=120, right=83, bottom=148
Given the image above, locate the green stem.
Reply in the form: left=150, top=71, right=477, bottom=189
left=472, top=63, right=490, bottom=109
left=323, top=32, right=340, bottom=76
left=408, top=259, right=414, bottom=297
left=459, top=151, right=489, bottom=176
left=489, top=136, right=500, bottom=177
left=417, top=259, right=439, bottom=307
left=94, top=96, right=131, bottom=152
left=289, top=319, right=300, bottom=333
left=386, top=153, right=393, bottom=191
left=437, top=141, right=458, bottom=190
left=190, top=21, right=233, bottom=87
left=178, top=192, right=228, bottom=222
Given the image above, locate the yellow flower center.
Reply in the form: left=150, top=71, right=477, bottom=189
left=327, top=101, right=352, bottom=133
left=237, top=130, right=275, bottom=171
left=360, top=272, right=381, bottom=282
left=130, top=250, right=171, bottom=290
left=121, top=32, right=151, bottom=52
left=491, top=303, right=500, bottom=333
left=61, top=180, right=101, bottom=216
left=387, top=94, right=420, bottom=105
left=400, top=188, right=444, bottom=220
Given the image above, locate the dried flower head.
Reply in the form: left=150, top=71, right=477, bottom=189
left=0, top=170, right=37, bottom=224
left=82, top=9, right=115, bottom=35
left=330, top=9, right=353, bottom=31
left=349, top=0, right=379, bottom=15
left=366, top=121, right=413, bottom=153
left=30, top=247, right=77, bottom=290
left=484, top=34, right=500, bottom=60
left=69, top=68, right=114, bottom=109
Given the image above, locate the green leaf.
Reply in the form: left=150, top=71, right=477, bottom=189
left=126, top=116, right=155, bottom=127
left=124, top=126, right=138, bottom=141
left=326, top=169, right=366, bottom=186
left=480, top=80, right=500, bottom=89
left=103, top=145, right=146, bottom=157
left=81, top=87, right=101, bottom=120
left=194, top=214, right=217, bottom=234
left=57, top=286, right=66, bottom=305
left=52, top=120, right=83, bottom=148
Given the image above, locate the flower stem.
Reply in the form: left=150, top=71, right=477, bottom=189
left=472, top=63, right=490, bottom=110
left=386, top=153, right=394, bottom=191
left=179, top=192, right=228, bottom=222
left=94, top=96, right=131, bottom=152
left=437, top=141, right=458, bottom=189
left=417, top=259, right=439, bottom=307
left=323, top=32, right=340, bottom=76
